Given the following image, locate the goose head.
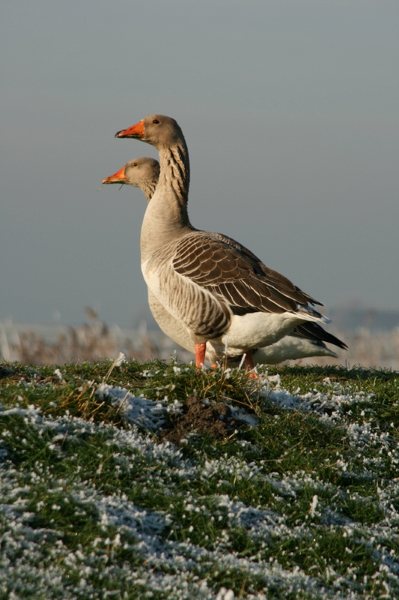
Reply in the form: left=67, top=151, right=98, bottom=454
left=102, top=156, right=160, bottom=188
left=115, top=114, right=184, bottom=148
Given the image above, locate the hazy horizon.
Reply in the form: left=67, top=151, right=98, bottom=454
left=1, top=1, right=398, bottom=328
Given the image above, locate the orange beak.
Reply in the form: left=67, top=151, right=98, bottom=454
left=102, top=165, right=127, bottom=184
left=115, top=119, right=145, bottom=139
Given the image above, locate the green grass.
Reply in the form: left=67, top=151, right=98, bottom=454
left=1, top=360, right=399, bottom=599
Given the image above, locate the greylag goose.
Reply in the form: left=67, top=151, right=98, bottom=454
left=102, top=157, right=347, bottom=365
left=102, top=157, right=196, bottom=358
left=114, top=115, right=343, bottom=369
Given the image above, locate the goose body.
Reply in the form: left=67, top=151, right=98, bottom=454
left=113, top=116, right=345, bottom=368
left=140, top=229, right=324, bottom=359
left=103, top=156, right=346, bottom=364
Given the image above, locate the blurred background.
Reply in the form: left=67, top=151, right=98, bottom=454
left=1, top=1, right=398, bottom=368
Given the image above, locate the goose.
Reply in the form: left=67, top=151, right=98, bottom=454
left=102, top=157, right=347, bottom=365
left=102, top=156, right=196, bottom=359
left=114, top=115, right=345, bottom=369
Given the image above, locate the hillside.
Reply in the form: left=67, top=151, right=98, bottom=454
left=1, top=360, right=399, bottom=599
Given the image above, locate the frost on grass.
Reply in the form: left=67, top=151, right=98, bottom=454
left=96, top=383, right=169, bottom=431
left=1, top=366, right=399, bottom=598
left=96, top=379, right=258, bottom=442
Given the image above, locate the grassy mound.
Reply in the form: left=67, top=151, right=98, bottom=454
left=1, top=360, right=398, bottom=598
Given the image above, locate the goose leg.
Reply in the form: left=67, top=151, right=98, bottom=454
left=243, top=352, right=255, bottom=370
left=242, top=351, right=259, bottom=379
left=195, top=342, right=207, bottom=368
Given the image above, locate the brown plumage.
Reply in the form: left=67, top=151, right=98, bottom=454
left=102, top=155, right=346, bottom=363
left=113, top=116, right=345, bottom=368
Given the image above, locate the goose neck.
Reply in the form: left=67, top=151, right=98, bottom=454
left=141, top=140, right=192, bottom=254
left=158, top=139, right=190, bottom=208
left=142, top=180, right=157, bottom=201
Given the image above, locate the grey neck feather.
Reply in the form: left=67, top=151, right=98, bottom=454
left=158, top=140, right=190, bottom=209
left=141, top=139, right=192, bottom=257
left=142, top=180, right=158, bottom=201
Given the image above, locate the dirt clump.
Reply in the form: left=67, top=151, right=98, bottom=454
left=161, top=396, right=243, bottom=444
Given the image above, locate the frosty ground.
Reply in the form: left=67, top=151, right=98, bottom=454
left=0, top=359, right=398, bottom=599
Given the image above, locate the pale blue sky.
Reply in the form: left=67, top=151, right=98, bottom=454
left=1, top=0, right=398, bottom=327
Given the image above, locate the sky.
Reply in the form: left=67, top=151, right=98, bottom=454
left=1, top=0, right=398, bottom=328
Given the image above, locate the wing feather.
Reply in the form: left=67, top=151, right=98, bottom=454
left=172, top=231, right=322, bottom=317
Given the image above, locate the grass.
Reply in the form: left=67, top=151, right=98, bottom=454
left=1, top=359, right=399, bottom=599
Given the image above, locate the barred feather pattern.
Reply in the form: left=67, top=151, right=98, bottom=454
left=142, top=180, right=158, bottom=201
left=142, top=132, right=325, bottom=339
left=172, top=231, right=323, bottom=318
left=136, top=115, right=342, bottom=354
left=143, top=241, right=232, bottom=340
left=120, top=149, right=347, bottom=358
left=159, top=143, right=190, bottom=208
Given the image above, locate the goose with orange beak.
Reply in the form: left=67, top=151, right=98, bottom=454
left=113, top=115, right=345, bottom=370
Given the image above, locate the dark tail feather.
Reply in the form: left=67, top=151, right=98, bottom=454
left=295, top=322, right=348, bottom=350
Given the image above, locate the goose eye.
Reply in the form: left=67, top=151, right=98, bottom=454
left=132, top=163, right=137, bottom=167
left=152, top=118, right=160, bottom=124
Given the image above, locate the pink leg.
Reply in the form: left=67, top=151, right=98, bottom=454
left=243, top=351, right=259, bottom=379
left=195, top=342, right=207, bottom=368
left=243, top=351, right=255, bottom=370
